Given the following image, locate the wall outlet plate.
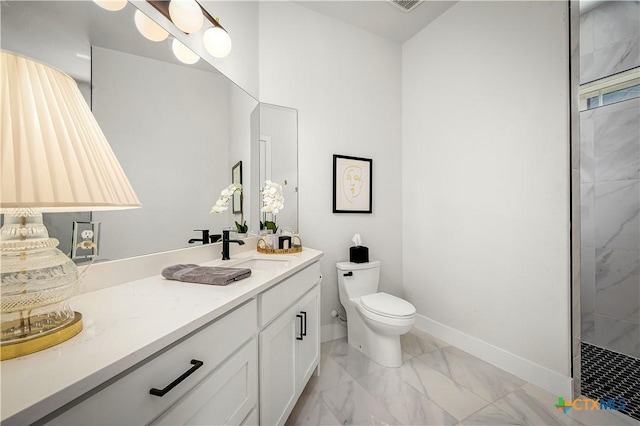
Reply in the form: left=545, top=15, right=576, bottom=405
left=71, top=221, right=101, bottom=259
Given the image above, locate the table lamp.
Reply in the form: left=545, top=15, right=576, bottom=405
left=0, top=51, right=141, bottom=360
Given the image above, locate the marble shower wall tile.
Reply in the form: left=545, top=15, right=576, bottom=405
left=595, top=248, right=640, bottom=321
left=581, top=312, right=595, bottom=343
left=594, top=106, right=640, bottom=182
left=580, top=115, right=595, bottom=183
left=580, top=246, right=596, bottom=316
left=580, top=9, right=594, bottom=55
left=594, top=180, right=639, bottom=251
left=593, top=314, right=640, bottom=358
left=580, top=184, right=595, bottom=247
left=592, top=0, right=640, bottom=51
left=581, top=36, right=640, bottom=84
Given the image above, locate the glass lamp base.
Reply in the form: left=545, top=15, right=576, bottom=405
left=0, top=312, right=82, bottom=360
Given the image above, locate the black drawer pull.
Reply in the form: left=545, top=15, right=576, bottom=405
left=149, top=359, right=204, bottom=397
left=300, top=311, right=307, bottom=336
left=296, top=314, right=304, bottom=340
left=343, top=271, right=353, bottom=277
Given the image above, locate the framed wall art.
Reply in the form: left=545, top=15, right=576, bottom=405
left=333, top=154, right=372, bottom=213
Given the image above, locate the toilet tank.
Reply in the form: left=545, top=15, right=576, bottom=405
left=336, top=260, right=381, bottom=299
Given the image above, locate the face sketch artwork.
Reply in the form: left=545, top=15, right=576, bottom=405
left=343, top=165, right=363, bottom=203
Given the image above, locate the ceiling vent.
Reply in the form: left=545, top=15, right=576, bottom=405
left=389, top=0, right=423, bottom=13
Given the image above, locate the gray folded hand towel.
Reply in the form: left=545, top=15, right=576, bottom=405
left=162, top=264, right=251, bottom=286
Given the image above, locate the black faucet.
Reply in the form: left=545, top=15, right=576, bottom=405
left=188, top=229, right=210, bottom=245
left=222, top=229, right=245, bottom=260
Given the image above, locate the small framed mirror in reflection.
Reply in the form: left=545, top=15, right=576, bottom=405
left=232, top=161, right=243, bottom=214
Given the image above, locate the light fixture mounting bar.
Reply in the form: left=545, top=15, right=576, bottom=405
left=147, top=0, right=227, bottom=33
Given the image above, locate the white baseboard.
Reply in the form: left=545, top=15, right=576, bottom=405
left=414, top=314, right=574, bottom=398
left=321, top=322, right=347, bottom=342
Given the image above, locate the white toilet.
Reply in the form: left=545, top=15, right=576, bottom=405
left=336, top=260, right=416, bottom=368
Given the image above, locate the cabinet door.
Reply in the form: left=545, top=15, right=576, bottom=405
left=152, top=339, right=257, bottom=426
left=296, top=285, right=320, bottom=390
left=259, top=304, right=298, bottom=426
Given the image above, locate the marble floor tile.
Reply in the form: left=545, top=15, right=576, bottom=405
left=492, top=386, right=583, bottom=425
left=324, top=337, right=385, bottom=378
left=568, top=405, right=639, bottom=426
left=320, top=379, right=400, bottom=425
left=400, top=327, right=450, bottom=357
left=398, top=358, right=490, bottom=421
left=304, top=352, right=353, bottom=393
left=459, top=404, right=525, bottom=425
left=416, top=346, right=526, bottom=402
left=285, top=391, right=342, bottom=426
left=356, top=366, right=458, bottom=425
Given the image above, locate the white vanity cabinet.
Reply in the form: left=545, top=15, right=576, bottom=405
left=45, top=300, right=258, bottom=426
left=258, top=263, right=321, bottom=426
left=2, top=252, right=324, bottom=426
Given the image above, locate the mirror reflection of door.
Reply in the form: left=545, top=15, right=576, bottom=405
left=260, top=135, right=273, bottom=192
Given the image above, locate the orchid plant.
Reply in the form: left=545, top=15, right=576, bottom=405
left=260, top=180, right=284, bottom=233
left=211, top=183, right=247, bottom=233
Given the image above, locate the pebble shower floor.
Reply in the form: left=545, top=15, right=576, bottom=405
left=581, top=342, right=640, bottom=421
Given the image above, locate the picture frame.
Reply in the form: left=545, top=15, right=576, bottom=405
left=333, top=154, right=373, bottom=213
left=232, top=160, right=243, bottom=214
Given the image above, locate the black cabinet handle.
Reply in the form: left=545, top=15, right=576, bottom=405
left=343, top=271, right=353, bottom=277
left=296, top=314, right=304, bottom=340
left=300, top=311, right=307, bottom=336
left=149, top=359, right=204, bottom=397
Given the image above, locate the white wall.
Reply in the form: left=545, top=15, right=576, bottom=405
left=259, top=2, right=403, bottom=331
left=402, top=1, right=572, bottom=395
left=92, top=47, right=230, bottom=260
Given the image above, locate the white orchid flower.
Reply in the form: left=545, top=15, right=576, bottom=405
left=211, top=183, right=242, bottom=214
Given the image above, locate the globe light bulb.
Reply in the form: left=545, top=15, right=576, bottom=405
left=134, top=10, right=168, bottom=42
left=203, top=26, right=232, bottom=58
left=93, top=0, right=127, bottom=12
left=171, top=38, right=200, bottom=65
left=168, top=0, right=203, bottom=34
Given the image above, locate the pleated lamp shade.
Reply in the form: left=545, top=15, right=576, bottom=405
left=1, top=51, right=141, bottom=212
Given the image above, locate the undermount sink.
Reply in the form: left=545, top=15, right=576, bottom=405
left=233, top=257, right=292, bottom=271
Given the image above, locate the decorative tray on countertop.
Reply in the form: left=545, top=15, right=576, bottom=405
left=257, top=235, right=303, bottom=254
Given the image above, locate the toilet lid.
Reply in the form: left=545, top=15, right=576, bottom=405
left=360, top=292, right=416, bottom=318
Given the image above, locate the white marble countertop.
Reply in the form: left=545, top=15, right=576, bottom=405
left=0, top=247, right=323, bottom=425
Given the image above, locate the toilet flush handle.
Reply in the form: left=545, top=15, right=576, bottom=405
left=343, top=271, right=353, bottom=277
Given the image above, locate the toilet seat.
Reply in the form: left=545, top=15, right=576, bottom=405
left=360, top=292, right=416, bottom=319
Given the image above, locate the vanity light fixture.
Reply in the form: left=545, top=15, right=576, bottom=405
left=0, top=51, right=141, bottom=360
left=147, top=0, right=233, bottom=59
left=134, top=9, right=169, bottom=42
left=168, top=0, right=203, bottom=33
left=171, top=38, right=200, bottom=64
left=92, top=0, right=127, bottom=12
left=203, top=25, right=232, bottom=59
